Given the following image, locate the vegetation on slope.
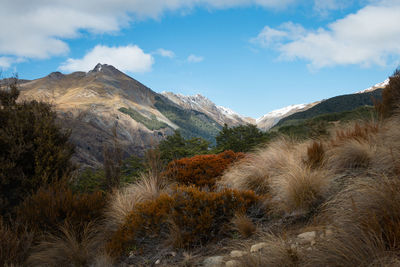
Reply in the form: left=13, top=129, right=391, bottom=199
left=154, top=95, right=222, bottom=143
left=118, top=107, right=168, bottom=131
left=277, top=89, right=382, bottom=126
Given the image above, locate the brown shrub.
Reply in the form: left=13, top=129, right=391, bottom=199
left=0, top=218, right=34, bottom=266
left=107, top=187, right=263, bottom=257
left=17, top=182, right=106, bottom=234
left=163, top=150, right=245, bottom=188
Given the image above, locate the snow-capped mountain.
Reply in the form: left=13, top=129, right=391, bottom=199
left=161, top=92, right=254, bottom=126
left=256, top=103, right=318, bottom=131
left=357, top=79, right=389, bottom=94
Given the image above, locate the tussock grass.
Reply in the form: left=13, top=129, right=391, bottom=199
left=327, top=139, right=376, bottom=172
left=218, top=139, right=296, bottom=195
left=232, top=213, right=257, bottom=238
left=27, top=222, right=104, bottom=267
left=270, top=163, right=331, bottom=215
left=307, top=175, right=400, bottom=266
left=105, top=171, right=171, bottom=231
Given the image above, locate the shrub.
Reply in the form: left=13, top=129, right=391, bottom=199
left=17, top=182, right=106, bottom=234
left=107, top=187, right=262, bottom=257
left=163, top=150, right=245, bottom=188
left=216, top=124, right=270, bottom=153
left=0, top=81, right=74, bottom=216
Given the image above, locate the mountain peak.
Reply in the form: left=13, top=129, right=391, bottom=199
left=90, top=63, right=117, bottom=73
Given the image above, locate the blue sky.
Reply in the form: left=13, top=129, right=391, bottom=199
left=1, top=0, right=399, bottom=118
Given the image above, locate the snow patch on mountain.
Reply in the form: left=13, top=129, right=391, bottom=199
left=256, top=104, right=308, bottom=124
left=161, top=91, right=251, bottom=126
left=357, top=79, right=389, bottom=94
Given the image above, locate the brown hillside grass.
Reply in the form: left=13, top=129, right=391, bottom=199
left=307, top=175, right=400, bottom=266
left=218, top=139, right=296, bottom=195
left=27, top=222, right=104, bottom=267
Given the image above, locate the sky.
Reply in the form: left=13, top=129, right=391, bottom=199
left=1, top=0, right=400, bottom=118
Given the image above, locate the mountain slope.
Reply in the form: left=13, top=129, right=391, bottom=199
left=17, top=64, right=222, bottom=167
left=276, top=89, right=383, bottom=127
left=161, top=92, right=254, bottom=126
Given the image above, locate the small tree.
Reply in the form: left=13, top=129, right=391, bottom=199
left=158, top=130, right=210, bottom=165
left=0, top=79, right=74, bottom=216
left=215, top=124, right=268, bottom=153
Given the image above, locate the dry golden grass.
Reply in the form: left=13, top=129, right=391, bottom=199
left=270, top=163, right=332, bottom=215
left=306, top=175, right=400, bottom=266
left=327, top=139, right=376, bottom=172
left=238, top=233, right=299, bottom=267
left=105, top=171, right=171, bottom=231
left=218, top=139, right=297, bottom=195
left=232, top=213, right=256, bottom=238
left=27, top=222, right=104, bottom=267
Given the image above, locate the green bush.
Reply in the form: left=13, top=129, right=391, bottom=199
left=0, top=80, right=74, bottom=216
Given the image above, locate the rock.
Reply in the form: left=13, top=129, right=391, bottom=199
left=203, top=256, right=224, bottom=267
left=297, top=231, right=316, bottom=245
left=226, top=260, right=240, bottom=267
left=230, top=250, right=246, bottom=258
left=250, top=242, right=268, bottom=253
left=155, top=259, right=161, bottom=265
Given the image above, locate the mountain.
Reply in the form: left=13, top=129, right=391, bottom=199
left=256, top=102, right=319, bottom=131
left=161, top=92, right=254, bottom=126
left=257, top=80, right=388, bottom=131
left=275, top=87, right=383, bottom=128
left=17, top=64, right=222, bottom=168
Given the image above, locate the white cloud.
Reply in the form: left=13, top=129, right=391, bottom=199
left=0, top=0, right=295, bottom=65
left=187, top=54, right=204, bottom=63
left=253, top=1, right=400, bottom=68
left=313, top=0, right=353, bottom=14
left=59, top=45, right=154, bottom=73
left=154, top=48, right=175, bottom=58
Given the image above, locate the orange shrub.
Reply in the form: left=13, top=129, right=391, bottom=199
left=107, top=186, right=262, bottom=257
left=17, top=182, right=106, bottom=234
left=163, top=150, right=245, bottom=188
